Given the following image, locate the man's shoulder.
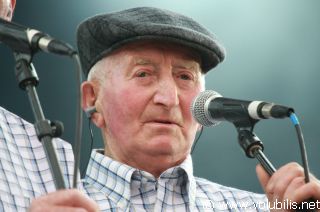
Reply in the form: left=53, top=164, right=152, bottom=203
left=0, top=106, right=71, bottom=149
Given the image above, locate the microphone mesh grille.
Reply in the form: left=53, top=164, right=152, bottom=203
left=191, top=90, right=222, bottom=127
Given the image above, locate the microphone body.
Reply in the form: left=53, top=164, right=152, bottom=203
left=0, top=18, right=75, bottom=56
left=191, top=90, right=294, bottom=127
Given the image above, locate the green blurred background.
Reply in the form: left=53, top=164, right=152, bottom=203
left=1, top=0, right=319, bottom=194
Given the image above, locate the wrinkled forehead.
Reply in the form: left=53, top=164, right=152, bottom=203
left=88, top=42, right=206, bottom=93
left=108, top=40, right=202, bottom=67
left=88, top=40, right=204, bottom=82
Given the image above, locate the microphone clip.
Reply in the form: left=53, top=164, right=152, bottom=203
left=237, top=129, right=276, bottom=176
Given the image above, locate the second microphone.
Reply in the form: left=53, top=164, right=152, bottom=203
left=191, top=90, right=294, bottom=127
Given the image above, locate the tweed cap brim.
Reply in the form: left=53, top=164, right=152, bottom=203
left=77, top=7, right=226, bottom=77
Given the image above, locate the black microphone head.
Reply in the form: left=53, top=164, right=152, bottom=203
left=191, top=90, right=222, bottom=127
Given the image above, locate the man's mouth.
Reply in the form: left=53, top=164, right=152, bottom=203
left=155, top=120, right=173, bottom=124
left=148, top=119, right=181, bottom=127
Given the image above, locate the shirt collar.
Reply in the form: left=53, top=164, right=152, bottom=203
left=180, top=154, right=196, bottom=208
left=84, top=150, right=136, bottom=209
left=84, top=150, right=196, bottom=210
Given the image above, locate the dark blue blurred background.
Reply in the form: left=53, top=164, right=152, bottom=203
left=1, top=0, right=319, bottom=194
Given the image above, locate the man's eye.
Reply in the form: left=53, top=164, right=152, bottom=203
left=137, top=71, right=149, bottom=77
left=179, top=74, right=192, bottom=80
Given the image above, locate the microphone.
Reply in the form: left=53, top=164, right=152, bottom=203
left=191, top=90, right=294, bottom=127
left=0, top=18, right=76, bottom=56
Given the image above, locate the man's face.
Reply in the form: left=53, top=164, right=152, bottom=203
left=91, top=41, right=204, bottom=174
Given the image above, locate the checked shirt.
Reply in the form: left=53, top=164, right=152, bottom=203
left=0, top=106, right=269, bottom=211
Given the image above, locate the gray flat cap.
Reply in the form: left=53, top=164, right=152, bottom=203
left=77, top=7, right=226, bottom=77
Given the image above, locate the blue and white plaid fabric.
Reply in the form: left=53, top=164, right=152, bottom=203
left=0, top=106, right=269, bottom=211
left=83, top=151, right=269, bottom=211
left=0, top=107, right=75, bottom=211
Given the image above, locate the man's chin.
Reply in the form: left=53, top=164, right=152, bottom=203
left=142, top=138, right=188, bottom=157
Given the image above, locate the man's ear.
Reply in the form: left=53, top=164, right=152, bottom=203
left=81, top=81, right=105, bottom=128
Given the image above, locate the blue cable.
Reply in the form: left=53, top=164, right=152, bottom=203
left=290, top=113, right=300, bottom=126
left=289, top=112, right=311, bottom=183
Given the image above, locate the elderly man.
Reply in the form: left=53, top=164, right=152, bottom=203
left=76, top=8, right=268, bottom=211
left=77, top=7, right=319, bottom=211
left=1, top=4, right=320, bottom=211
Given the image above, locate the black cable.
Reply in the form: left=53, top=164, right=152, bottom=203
left=88, top=119, right=94, bottom=151
left=81, top=119, right=94, bottom=175
left=72, top=54, right=83, bottom=188
left=289, top=113, right=311, bottom=183
left=289, top=113, right=316, bottom=212
left=191, top=126, right=204, bottom=154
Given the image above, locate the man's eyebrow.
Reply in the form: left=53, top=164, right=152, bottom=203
left=133, top=58, right=155, bottom=66
left=173, top=61, right=201, bottom=73
left=132, top=57, right=200, bottom=73
left=173, top=63, right=197, bottom=69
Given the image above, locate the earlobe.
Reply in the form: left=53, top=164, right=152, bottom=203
left=91, top=108, right=106, bottom=129
left=6, top=8, right=12, bottom=21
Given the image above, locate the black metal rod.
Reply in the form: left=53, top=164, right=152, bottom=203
left=25, top=84, right=66, bottom=189
left=72, top=54, right=83, bottom=188
left=14, top=53, right=66, bottom=190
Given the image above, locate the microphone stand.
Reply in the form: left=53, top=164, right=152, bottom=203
left=236, top=125, right=315, bottom=212
left=14, top=52, right=66, bottom=189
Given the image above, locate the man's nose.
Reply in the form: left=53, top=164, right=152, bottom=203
left=153, top=76, right=179, bottom=108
